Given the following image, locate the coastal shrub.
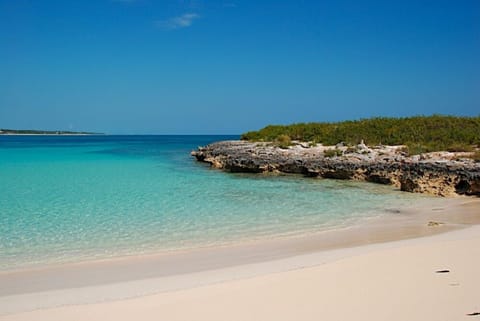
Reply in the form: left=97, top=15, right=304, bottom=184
left=324, top=148, right=342, bottom=158
left=275, top=134, right=292, bottom=149
left=447, top=144, right=473, bottom=152
left=403, top=143, right=427, bottom=155
left=404, top=142, right=446, bottom=155
left=398, top=146, right=409, bottom=155
left=241, top=115, right=480, bottom=153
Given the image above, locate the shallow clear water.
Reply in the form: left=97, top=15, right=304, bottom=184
left=0, top=135, right=431, bottom=270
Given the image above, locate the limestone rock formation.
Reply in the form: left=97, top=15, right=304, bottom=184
left=192, top=141, right=480, bottom=197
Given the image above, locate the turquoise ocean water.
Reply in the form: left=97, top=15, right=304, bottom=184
left=0, top=135, right=429, bottom=270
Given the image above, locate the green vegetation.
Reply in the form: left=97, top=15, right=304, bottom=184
left=446, top=143, right=474, bottom=152
left=324, top=148, right=343, bottom=158
left=0, top=129, right=103, bottom=135
left=241, top=115, right=480, bottom=154
left=274, top=134, right=293, bottom=149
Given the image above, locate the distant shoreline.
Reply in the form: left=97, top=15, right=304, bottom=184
left=0, top=133, right=103, bottom=136
left=0, top=129, right=104, bottom=136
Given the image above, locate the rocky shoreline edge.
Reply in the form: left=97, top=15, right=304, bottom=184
left=192, top=140, right=480, bottom=197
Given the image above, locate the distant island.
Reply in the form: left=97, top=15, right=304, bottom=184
left=0, top=129, right=104, bottom=135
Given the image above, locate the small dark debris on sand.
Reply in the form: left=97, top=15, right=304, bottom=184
left=466, top=312, right=480, bottom=316
left=428, top=221, right=445, bottom=227
left=435, top=269, right=450, bottom=273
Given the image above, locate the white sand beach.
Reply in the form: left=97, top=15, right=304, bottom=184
left=1, top=198, right=479, bottom=321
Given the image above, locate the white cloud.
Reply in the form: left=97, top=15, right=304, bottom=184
left=155, top=13, right=200, bottom=30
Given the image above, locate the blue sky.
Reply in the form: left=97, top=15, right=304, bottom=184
left=1, top=0, right=479, bottom=134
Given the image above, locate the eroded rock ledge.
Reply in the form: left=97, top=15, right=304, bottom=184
left=192, top=141, right=480, bottom=197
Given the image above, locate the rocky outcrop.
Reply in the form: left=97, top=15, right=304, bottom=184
left=191, top=141, right=480, bottom=197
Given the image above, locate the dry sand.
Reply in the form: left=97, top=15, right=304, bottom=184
left=1, top=198, right=479, bottom=321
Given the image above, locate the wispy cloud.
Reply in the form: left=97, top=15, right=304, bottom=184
left=155, top=13, right=200, bottom=30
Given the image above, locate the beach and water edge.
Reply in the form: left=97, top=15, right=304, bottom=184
left=1, top=196, right=479, bottom=320
left=1, top=135, right=479, bottom=320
